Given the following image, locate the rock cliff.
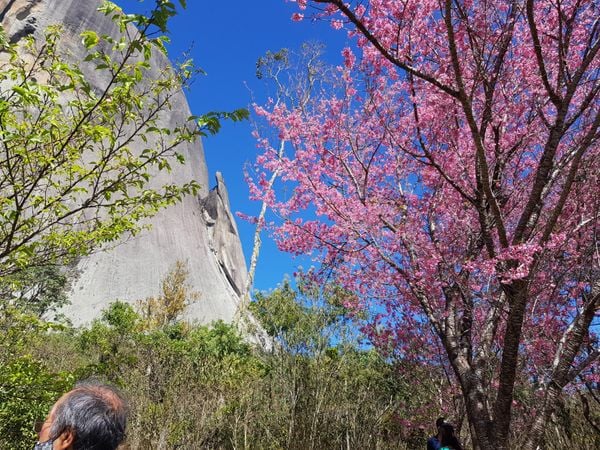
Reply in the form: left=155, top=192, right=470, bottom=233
left=0, top=0, right=248, bottom=325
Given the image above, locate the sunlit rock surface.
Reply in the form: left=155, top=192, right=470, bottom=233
left=0, top=0, right=248, bottom=325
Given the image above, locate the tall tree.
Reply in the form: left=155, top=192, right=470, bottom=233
left=250, top=1, right=599, bottom=448
left=0, top=0, right=246, bottom=277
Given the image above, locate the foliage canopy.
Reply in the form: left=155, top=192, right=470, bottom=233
left=0, top=0, right=247, bottom=277
left=250, top=1, right=600, bottom=449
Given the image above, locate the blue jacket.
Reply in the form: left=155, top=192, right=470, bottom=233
left=427, top=436, right=441, bottom=450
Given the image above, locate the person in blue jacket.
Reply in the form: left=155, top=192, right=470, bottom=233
left=439, top=422, right=464, bottom=450
left=427, top=417, right=446, bottom=450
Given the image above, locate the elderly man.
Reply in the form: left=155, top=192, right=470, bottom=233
left=33, top=381, right=127, bottom=450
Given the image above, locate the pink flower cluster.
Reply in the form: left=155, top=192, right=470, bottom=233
left=249, top=0, right=600, bottom=436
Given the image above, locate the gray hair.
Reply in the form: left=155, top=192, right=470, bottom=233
left=50, top=381, right=127, bottom=450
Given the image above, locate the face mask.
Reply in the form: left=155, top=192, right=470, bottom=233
left=33, top=439, right=53, bottom=450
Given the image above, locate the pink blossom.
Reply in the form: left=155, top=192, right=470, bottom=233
left=331, top=19, right=343, bottom=30
left=341, top=47, right=355, bottom=69
left=248, top=1, right=600, bottom=446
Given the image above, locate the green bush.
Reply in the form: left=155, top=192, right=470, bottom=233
left=1, top=283, right=597, bottom=448
left=0, top=307, right=74, bottom=450
left=0, top=356, right=73, bottom=450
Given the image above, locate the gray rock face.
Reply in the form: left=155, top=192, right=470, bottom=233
left=200, top=173, right=248, bottom=298
left=0, top=0, right=248, bottom=325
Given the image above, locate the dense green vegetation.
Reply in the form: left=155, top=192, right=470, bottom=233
left=1, top=268, right=598, bottom=449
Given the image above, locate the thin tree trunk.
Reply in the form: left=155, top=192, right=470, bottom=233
left=443, top=332, right=494, bottom=449
left=456, top=367, right=495, bottom=450
left=524, top=287, right=599, bottom=450
left=491, top=282, right=529, bottom=449
left=235, top=139, right=285, bottom=330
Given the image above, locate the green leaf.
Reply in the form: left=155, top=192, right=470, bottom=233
left=230, top=108, right=250, bottom=122
left=81, top=31, right=99, bottom=49
left=11, top=86, right=28, bottom=97
left=143, top=44, right=152, bottom=62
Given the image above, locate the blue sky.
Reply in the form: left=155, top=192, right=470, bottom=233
left=117, top=1, right=349, bottom=292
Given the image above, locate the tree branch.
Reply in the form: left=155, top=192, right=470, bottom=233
left=312, top=0, right=460, bottom=97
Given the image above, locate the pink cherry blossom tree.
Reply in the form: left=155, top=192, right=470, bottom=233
left=249, top=1, right=599, bottom=448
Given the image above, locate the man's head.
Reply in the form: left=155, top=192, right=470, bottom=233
left=435, top=417, right=446, bottom=429
left=35, top=381, right=127, bottom=450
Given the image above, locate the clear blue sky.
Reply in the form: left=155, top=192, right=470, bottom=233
left=117, top=1, right=348, bottom=292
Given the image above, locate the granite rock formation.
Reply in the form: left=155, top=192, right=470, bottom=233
left=0, top=0, right=248, bottom=325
